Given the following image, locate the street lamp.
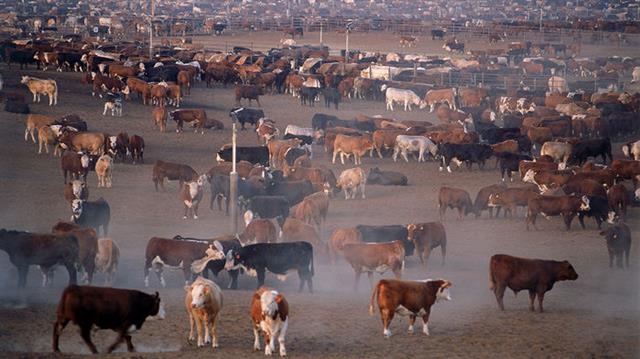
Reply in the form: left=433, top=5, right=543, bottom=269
left=228, top=112, right=239, bottom=235
left=345, top=20, right=353, bottom=62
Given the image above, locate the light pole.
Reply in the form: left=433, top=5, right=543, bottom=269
left=149, top=0, right=154, bottom=59
left=228, top=115, right=239, bottom=235
left=345, top=21, right=353, bottom=62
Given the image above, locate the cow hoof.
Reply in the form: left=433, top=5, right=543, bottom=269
left=183, top=216, right=188, bottom=220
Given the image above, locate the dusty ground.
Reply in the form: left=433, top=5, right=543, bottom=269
left=0, top=30, right=638, bottom=358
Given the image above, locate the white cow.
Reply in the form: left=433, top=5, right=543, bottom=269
left=185, top=276, right=223, bottom=348
left=393, top=135, right=438, bottom=162
left=95, top=154, right=113, bottom=188
left=631, top=66, right=640, bottom=83
left=548, top=75, right=569, bottom=94
left=622, top=140, right=640, bottom=160
left=382, top=85, right=426, bottom=111
left=336, top=167, right=366, bottom=200
left=94, top=238, right=120, bottom=285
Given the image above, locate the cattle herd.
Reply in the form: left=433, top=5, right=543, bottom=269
left=0, top=9, right=638, bottom=357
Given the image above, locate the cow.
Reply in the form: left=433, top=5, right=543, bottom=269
left=323, top=87, right=341, bottom=109
left=185, top=276, right=223, bottom=348
left=58, top=131, right=105, bottom=156
left=399, top=35, right=417, bottom=47
left=300, top=86, right=321, bottom=106
left=128, top=135, right=145, bottom=164
left=393, top=135, right=438, bottom=162
left=540, top=141, right=573, bottom=166
left=382, top=86, right=426, bottom=111
left=341, top=241, right=405, bottom=290
left=336, top=167, right=367, bottom=200
left=568, top=138, right=612, bottom=166
left=577, top=195, right=615, bottom=230
left=369, top=278, right=452, bottom=337
left=438, top=143, right=493, bottom=172
left=292, top=190, right=330, bottom=230
left=251, top=287, right=289, bottom=357
left=355, top=224, right=413, bottom=256
left=37, top=125, right=58, bottom=155
left=63, top=180, right=89, bottom=204
left=235, top=84, right=264, bottom=106
left=224, top=241, right=314, bottom=292
left=52, top=285, right=164, bottom=354
left=281, top=217, right=327, bottom=257
left=496, top=96, right=536, bottom=115
left=489, top=254, right=578, bottom=312
left=152, top=160, right=198, bottom=191
left=241, top=219, right=278, bottom=245
left=24, top=114, right=54, bottom=142
left=435, top=105, right=473, bottom=125
left=265, top=178, right=314, bottom=206
left=95, top=154, right=113, bottom=188
left=610, top=160, right=640, bottom=182
left=152, top=107, right=167, bottom=132
left=169, top=108, right=207, bottom=134
left=245, top=196, right=290, bottom=228
left=488, top=186, right=539, bottom=218
left=526, top=195, right=590, bottom=230
left=94, top=238, right=120, bottom=285
left=599, top=223, right=632, bottom=269
left=328, top=228, right=363, bottom=264
left=256, top=119, right=280, bottom=144
left=180, top=175, right=207, bottom=219
left=367, top=167, right=408, bottom=186
left=144, top=236, right=225, bottom=288
left=474, top=183, right=507, bottom=218
left=0, top=229, right=78, bottom=288
left=217, top=146, right=270, bottom=166
left=60, top=151, right=90, bottom=184
left=518, top=159, right=558, bottom=180
left=496, top=152, right=533, bottom=182
left=71, top=198, right=110, bottom=236
left=406, top=222, right=446, bottom=267
left=438, top=186, right=476, bottom=220
left=424, top=88, right=457, bottom=112
left=51, top=221, right=98, bottom=285
left=431, top=29, right=446, bottom=40
left=332, top=134, right=373, bottom=165
left=607, top=183, right=630, bottom=217
left=21, top=75, right=58, bottom=106
left=621, top=140, right=640, bottom=160
left=230, top=107, right=265, bottom=130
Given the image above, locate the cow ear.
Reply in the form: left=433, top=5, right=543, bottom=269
left=155, top=292, right=160, bottom=299
left=213, top=240, right=224, bottom=253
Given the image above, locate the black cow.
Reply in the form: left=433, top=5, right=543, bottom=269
left=476, top=124, right=521, bottom=144
left=438, top=143, right=494, bottom=172
left=495, top=152, right=533, bottom=182
left=54, top=114, right=89, bottom=132
left=323, top=87, right=341, bottom=109
left=265, top=178, right=314, bottom=206
left=599, top=223, right=632, bottom=269
left=217, top=146, right=269, bottom=166
left=311, top=113, right=340, bottom=131
left=355, top=224, right=414, bottom=256
left=283, top=133, right=313, bottom=146
left=431, top=29, right=446, bottom=40
left=176, top=235, right=243, bottom=289
left=283, top=147, right=310, bottom=166
left=327, top=118, right=376, bottom=132
left=246, top=195, right=290, bottom=227
left=229, top=107, right=265, bottom=130
left=209, top=174, right=266, bottom=213
left=569, top=138, right=613, bottom=166
left=213, top=22, right=227, bottom=35
left=143, top=64, right=180, bottom=82
left=300, top=86, right=321, bottom=106
left=57, top=51, right=84, bottom=72
left=444, top=42, right=464, bottom=53
left=366, top=167, right=408, bottom=185
left=53, top=285, right=163, bottom=353
left=71, top=198, right=110, bottom=236
left=578, top=196, right=614, bottom=230
left=7, top=48, right=38, bottom=69
left=224, top=241, right=314, bottom=292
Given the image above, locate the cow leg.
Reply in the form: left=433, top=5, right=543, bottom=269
left=528, top=290, right=537, bottom=311
left=381, top=309, right=394, bottom=337
left=564, top=213, right=576, bottom=230
left=17, top=266, right=29, bottom=288
left=52, top=319, right=70, bottom=352
left=493, top=284, right=507, bottom=310
left=79, top=325, right=99, bottom=354
left=256, top=268, right=266, bottom=288
left=106, top=330, right=128, bottom=353
left=64, top=262, right=77, bottom=285
left=407, top=315, right=416, bottom=334
left=535, top=290, right=545, bottom=312
left=253, top=324, right=261, bottom=351
left=353, top=270, right=362, bottom=291
left=421, top=310, right=432, bottom=335
left=187, top=313, right=197, bottom=344
left=196, top=316, right=205, bottom=346
left=277, top=320, right=288, bottom=356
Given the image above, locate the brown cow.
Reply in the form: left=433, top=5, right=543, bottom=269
left=235, top=84, right=264, bottom=106
left=474, top=183, right=507, bottom=218
left=292, top=189, right=330, bottom=229
left=332, top=134, right=373, bottom=165
left=150, top=82, right=168, bottom=107
left=240, top=219, right=277, bottom=245
left=406, top=222, right=446, bottom=267
left=52, top=285, right=164, bottom=353
left=438, top=186, right=475, bottom=220
left=328, top=227, right=363, bottom=265
left=60, top=151, right=90, bottom=184
left=51, top=221, right=98, bottom=285
left=599, top=223, right=632, bottom=269
left=179, top=175, right=206, bottom=219
left=177, top=70, right=192, bottom=96
left=372, top=129, right=404, bottom=158
left=94, top=238, right=120, bottom=285
left=518, top=160, right=558, bottom=180
left=607, top=183, right=630, bottom=217
left=610, top=160, right=640, bottom=181
left=435, top=104, right=472, bottom=124
left=489, top=254, right=578, bottom=312
left=281, top=217, right=327, bottom=257
left=488, top=186, right=539, bottom=218
left=341, top=240, right=405, bottom=290
left=369, top=279, right=452, bottom=337
left=21, top=76, right=58, bottom=105
left=169, top=108, right=207, bottom=133
left=24, top=114, right=54, bottom=142
left=58, top=131, right=105, bottom=156
left=152, top=160, right=198, bottom=191
left=424, top=88, right=456, bottom=112
left=526, top=194, right=591, bottom=230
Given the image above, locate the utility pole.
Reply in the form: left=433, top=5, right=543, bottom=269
left=149, top=0, right=154, bottom=59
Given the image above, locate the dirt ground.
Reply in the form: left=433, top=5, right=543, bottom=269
left=0, top=30, right=638, bottom=358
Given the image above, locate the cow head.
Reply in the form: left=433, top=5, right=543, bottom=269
left=558, top=261, right=579, bottom=281
left=260, top=289, right=282, bottom=318
left=406, top=223, right=422, bottom=243
left=71, top=199, right=83, bottom=220
left=187, top=277, right=214, bottom=309
left=425, top=279, right=453, bottom=302
left=579, top=195, right=590, bottom=211
left=148, top=292, right=166, bottom=320
left=487, top=193, right=501, bottom=207
left=522, top=169, right=537, bottom=184
left=224, top=249, right=241, bottom=271
left=71, top=180, right=85, bottom=199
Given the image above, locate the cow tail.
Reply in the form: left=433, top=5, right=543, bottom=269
left=310, top=247, right=315, bottom=276
left=488, top=264, right=495, bottom=291
left=369, top=282, right=379, bottom=316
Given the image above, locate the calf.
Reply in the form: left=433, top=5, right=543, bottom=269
left=393, top=135, right=438, bottom=162
left=63, top=180, right=89, bottom=204
left=224, top=242, right=314, bottom=292
left=473, top=183, right=507, bottom=218
left=332, top=134, right=374, bottom=165
left=341, top=241, right=405, bottom=290
left=488, top=186, right=539, bottom=217
left=60, top=151, right=90, bottom=184
left=229, top=107, right=265, bottom=130
left=369, top=279, right=452, bottom=337
left=185, top=276, right=223, bottom=348
left=52, top=285, right=164, bottom=353
left=95, top=154, right=113, bottom=188
left=599, top=223, right=632, bottom=269
left=180, top=175, right=207, bottom=219
left=251, top=287, right=289, bottom=356
left=71, top=198, right=110, bottom=236
left=94, top=238, right=120, bottom=285
left=489, top=254, right=578, bottom=312
left=438, top=186, right=476, bottom=220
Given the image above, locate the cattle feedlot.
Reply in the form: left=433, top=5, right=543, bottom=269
left=0, top=28, right=639, bottom=358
